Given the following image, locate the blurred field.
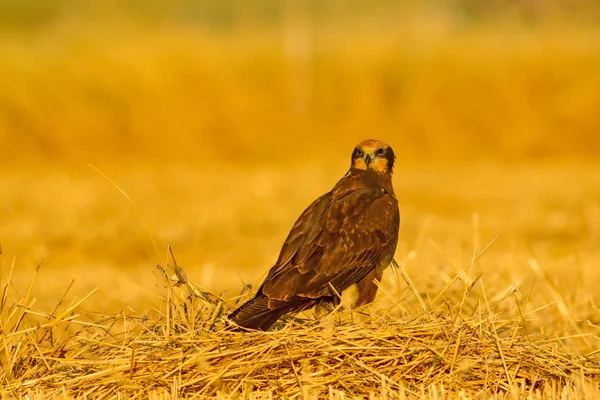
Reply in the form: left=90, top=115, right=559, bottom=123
left=1, top=1, right=600, bottom=164
left=1, top=1, right=600, bottom=398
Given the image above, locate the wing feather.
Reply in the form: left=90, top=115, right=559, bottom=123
left=261, top=187, right=399, bottom=302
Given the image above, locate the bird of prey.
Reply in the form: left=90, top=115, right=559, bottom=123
left=229, top=139, right=400, bottom=331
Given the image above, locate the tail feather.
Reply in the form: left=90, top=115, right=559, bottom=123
left=229, top=293, right=324, bottom=331
left=228, top=294, right=289, bottom=331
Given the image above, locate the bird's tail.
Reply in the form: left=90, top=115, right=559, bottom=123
left=229, top=292, right=326, bottom=331
left=228, top=294, right=291, bottom=331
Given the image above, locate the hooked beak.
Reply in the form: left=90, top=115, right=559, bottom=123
left=364, top=154, right=372, bottom=166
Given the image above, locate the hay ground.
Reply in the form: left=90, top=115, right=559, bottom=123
left=1, top=254, right=599, bottom=399
left=1, top=164, right=599, bottom=399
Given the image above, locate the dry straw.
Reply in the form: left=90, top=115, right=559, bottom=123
left=0, top=247, right=598, bottom=399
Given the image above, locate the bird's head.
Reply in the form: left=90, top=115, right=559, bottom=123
left=351, top=139, right=395, bottom=173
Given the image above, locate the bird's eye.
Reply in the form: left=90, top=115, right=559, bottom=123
left=376, top=148, right=385, bottom=156
left=355, top=148, right=364, bottom=157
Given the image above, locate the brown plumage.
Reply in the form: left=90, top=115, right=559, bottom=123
left=229, top=139, right=400, bottom=331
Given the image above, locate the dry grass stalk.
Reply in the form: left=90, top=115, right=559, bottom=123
left=0, top=255, right=598, bottom=399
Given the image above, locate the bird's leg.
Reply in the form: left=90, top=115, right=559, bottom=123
left=331, top=294, right=341, bottom=308
left=314, top=294, right=343, bottom=316
left=353, top=269, right=383, bottom=309
left=324, top=282, right=344, bottom=311
left=352, top=270, right=384, bottom=325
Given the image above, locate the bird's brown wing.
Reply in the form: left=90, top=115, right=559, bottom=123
left=260, top=187, right=399, bottom=303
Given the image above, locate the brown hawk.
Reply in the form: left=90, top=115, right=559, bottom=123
left=229, top=139, right=400, bottom=331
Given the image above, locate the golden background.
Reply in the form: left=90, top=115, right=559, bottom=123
left=1, top=1, right=599, bottom=350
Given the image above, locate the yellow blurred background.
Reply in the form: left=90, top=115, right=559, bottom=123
left=1, top=1, right=599, bottom=345
left=1, top=1, right=599, bottom=165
